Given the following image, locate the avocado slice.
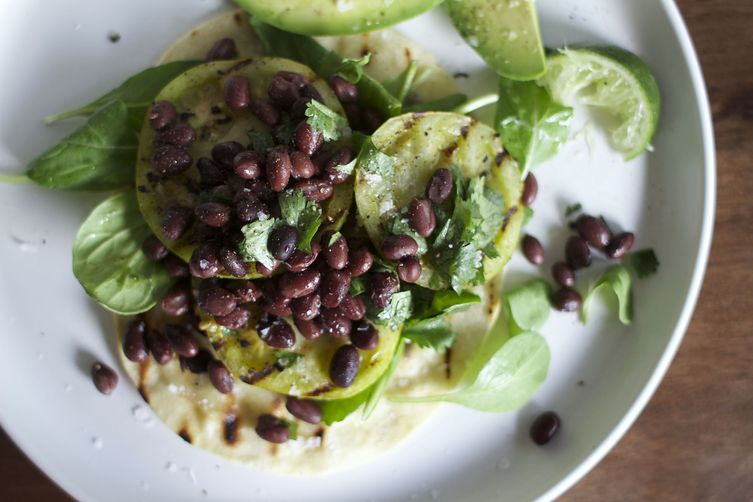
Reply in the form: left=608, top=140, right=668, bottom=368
left=200, top=311, right=401, bottom=400
left=135, top=58, right=352, bottom=278
left=236, top=0, right=444, bottom=36
left=444, top=0, right=546, bottom=81
left=354, top=112, right=524, bottom=289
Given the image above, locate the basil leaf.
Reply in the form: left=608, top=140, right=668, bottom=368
left=72, top=191, right=173, bottom=315
left=582, top=265, right=633, bottom=325
left=628, top=249, right=660, bottom=279
left=27, top=100, right=138, bottom=190
left=44, top=60, right=200, bottom=126
left=504, top=279, right=552, bottom=336
left=305, top=100, right=348, bottom=142
left=239, top=216, right=278, bottom=269
left=495, top=78, right=573, bottom=175
left=404, top=93, right=468, bottom=113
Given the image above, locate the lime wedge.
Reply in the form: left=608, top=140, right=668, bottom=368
left=445, top=0, right=546, bottom=81
left=538, top=46, right=661, bottom=159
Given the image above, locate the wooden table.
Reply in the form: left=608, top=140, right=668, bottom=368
left=2, top=1, right=752, bottom=500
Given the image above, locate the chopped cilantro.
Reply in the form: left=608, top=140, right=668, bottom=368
left=305, top=100, right=348, bottom=142
left=388, top=215, right=428, bottom=254
left=629, top=249, right=660, bottom=278
left=277, top=190, right=322, bottom=253
left=274, top=351, right=303, bottom=369
left=239, top=216, right=277, bottom=269
left=273, top=119, right=296, bottom=145
left=376, top=290, right=413, bottom=330
left=333, top=157, right=356, bottom=176
left=357, top=138, right=395, bottom=178
left=565, top=202, right=582, bottom=217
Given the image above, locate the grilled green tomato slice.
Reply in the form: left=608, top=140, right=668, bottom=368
left=136, top=58, right=352, bottom=278
left=355, top=112, right=524, bottom=289
left=200, top=312, right=400, bottom=400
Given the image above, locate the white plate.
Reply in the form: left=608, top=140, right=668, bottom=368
left=0, top=0, right=714, bottom=500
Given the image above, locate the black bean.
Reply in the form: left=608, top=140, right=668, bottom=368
left=347, top=249, right=373, bottom=277
left=152, top=145, right=193, bottom=176
left=266, top=146, right=293, bottom=192
left=279, top=269, right=322, bottom=299
left=339, top=295, right=366, bottom=321
left=290, top=97, right=312, bottom=120
left=142, top=235, right=168, bottom=261
left=190, top=222, right=221, bottom=244
left=255, top=414, right=290, bottom=444
left=226, top=280, right=262, bottom=304
left=189, top=243, right=221, bottom=279
left=123, top=320, right=149, bottom=363
left=268, top=74, right=300, bottom=109
left=257, top=314, right=296, bottom=349
left=530, top=411, right=561, bottom=445
left=293, top=122, right=324, bottom=156
left=276, top=71, right=309, bottom=89
left=290, top=292, right=321, bottom=321
left=197, top=157, right=226, bottom=187
left=181, top=349, right=212, bottom=374
left=328, top=75, right=358, bottom=103
left=198, top=284, right=238, bottom=316
left=155, top=124, right=196, bottom=148
left=145, top=329, right=173, bottom=365
left=324, top=148, right=353, bottom=185
left=290, top=151, right=316, bottom=179
left=321, top=308, right=352, bottom=338
left=261, top=294, right=292, bottom=317
left=426, top=168, right=453, bottom=204
left=293, top=178, right=333, bottom=201
left=208, top=360, right=234, bottom=394
left=160, top=282, right=191, bottom=317
left=91, top=362, right=118, bottom=395
left=206, top=37, right=237, bottom=61
left=149, top=100, right=177, bottom=130
left=211, top=141, right=245, bottom=168
left=397, top=256, right=422, bottom=283
left=408, top=199, right=437, bottom=237
left=576, top=215, right=612, bottom=249
left=522, top=173, right=538, bottom=206
left=565, top=236, right=592, bottom=270
left=208, top=184, right=235, bottom=204
left=164, top=254, right=189, bottom=277
left=351, top=321, right=379, bottom=351
left=360, top=107, right=383, bottom=134
left=382, top=235, right=418, bottom=261
left=161, top=206, right=194, bottom=241
left=284, top=243, right=320, bottom=273
left=310, top=149, right=331, bottom=172
left=295, top=316, right=323, bottom=340
left=522, top=234, right=545, bottom=265
left=219, top=246, right=249, bottom=277
left=605, top=232, right=635, bottom=259
left=195, top=202, right=231, bottom=228
left=286, top=397, right=322, bottom=424
left=214, top=306, right=251, bottom=329
left=255, top=261, right=279, bottom=277
left=324, top=233, right=349, bottom=270
left=224, top=75, right=251, bottom=112
left=301, top=84, right=323, bottom=102
left=551, top=287, right=582, bottom=312
left=164, top=325, right=199, bottom=358
left=236, top=194, right=269, bottom=224
left=233, top=151, right=264, bottom=180
left=268, top=225, right=298, bottom=262
left=552, top=262, right=575, bottom=288
left=250, top=98, right=280, bottom=126
left=370, top=273, right=399, bottom=308
left=329, top=345, right=360, bottom=387
left=321, top=270, right=351, bottom=309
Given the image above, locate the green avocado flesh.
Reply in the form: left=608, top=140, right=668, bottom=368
left=135, top=58, right=352, bottom=278
left=355, top=112, right=524, bottom=289
left=200, top=311, right=400, bottom=400
left=236, top=0, right=444, bottom=36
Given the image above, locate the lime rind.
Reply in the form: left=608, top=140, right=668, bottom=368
left=539, top=46, right=661, bottom=159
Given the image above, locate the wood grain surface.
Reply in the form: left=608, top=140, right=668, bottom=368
left=2, top=1, right=752, bottom=500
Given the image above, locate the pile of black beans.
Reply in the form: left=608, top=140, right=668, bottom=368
left=519, top=173, right=636, bottom=312
left=148, top=69, right=361, bottom=280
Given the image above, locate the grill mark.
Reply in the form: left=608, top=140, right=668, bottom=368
left=239, top=364, right=276, bottom=384
left=305, top=383, right=333, bottom=397
left=444, top=347, right=453, bottom=379
left=404, top=47, right=412, bottom=63
left=178, top=427, right=192, bottom=444
left=495, top=150, right=508, bottom=166
left=138, top=358, right=151, bottom=403
left=315, top=427, right=326, bottom=447
left=442, top=143, right=459, bottom=157
left=233, top=11, right=243, bottom=25
left=219, top=59, right=255, bottom=76
left=224, top=413, right=239, bottom=445
left=501, top=206, right=518, bottom=231
left=460, top=125, right=470, bottom=138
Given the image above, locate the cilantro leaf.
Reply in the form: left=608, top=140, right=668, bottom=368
left=357, top=137, right=395, bottom=178
left=305, top=100, right=348, bottom=142
left=239, top=216, right=277, bottom=269
left=327, top=232, right=342, bottom=248
left=335, top=54, right=371, bottom=84
left=274, top=351, right=303, bottom=369
left=376, top=290, right=413, bottom=330
left=402, top=317, right=459, bottom=352
left=247, top=131, right=274, bottom=152
left=582, top=265, right=633, bottom=325
left=565, top=202, right=582, bottom=217
left=278, top=189, right=308, bottom=227
left=277, top=190, right=322, bottom=253
left=629, top=249, right=660, bottom=279
left=388, top=215, right=428, bottom=255
left=333, top=157, right=356, bottom=176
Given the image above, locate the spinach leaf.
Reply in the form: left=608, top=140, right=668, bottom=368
left=383, top=61, right=431, bottom=104
left=28, top=100, right=138, bottom=190
left=504, top=279, right=552, bottom=336
left=72, top=191, right=174, bottom=315
left=629, top=249, right=660, bottom=279
left=250, top=19, right=401, bottom=117
left=495, top=78, right=573, bottom=175
left=44, top=60, right=200, bottom=126
left=239, top=216, right=278, bottom=269
left=404, top=93, right=468, bottom=113
left=319, top=386, right=372, bottom=425
left=582, top=265, right=633, bottom=325
left=305, top=100, right=348, bottom=142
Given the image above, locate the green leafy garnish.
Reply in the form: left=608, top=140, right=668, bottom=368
left=239, top=216, right=277, bottom=269
left=504, top=279, right=552, bottom=337
left=388, top=215, right=428, bottom=255
left=72, top=192, right=174, bottom=315
left=383, top=61, right=432, bottom=104
left=565, top=202, right=583, bottom=217
left=333, top=158, right=357, bottom=176
left=401, top=290, right=479, bottom=352
left=523, top=206, right=534, bottom=225
left=629, top=249, right=660, bottom=279
left=376, top=290, right=413, bottom=330
left=402, top=318, right=459, bottom=352
left=27, top=100, right=137, bottom=190
left=357, top=137, right=396, bottom=178
left=349, top=276, right=366, bottom=297
left=327, top=232, right=342, bottom=247
left=582, top=265, right=633, bottom=325
left=247, top=131, right=275, bottom=152
left=305, top=100, right=348, bottom=142
left=283, top=419, right=299, bottom=440
left=274, top=351, right=303, bottom=369
left=495, top=78, right=573, bottom=175
left=335, top=54, right=371, bottom=84
left=277, top=189, right=322, bottom=253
